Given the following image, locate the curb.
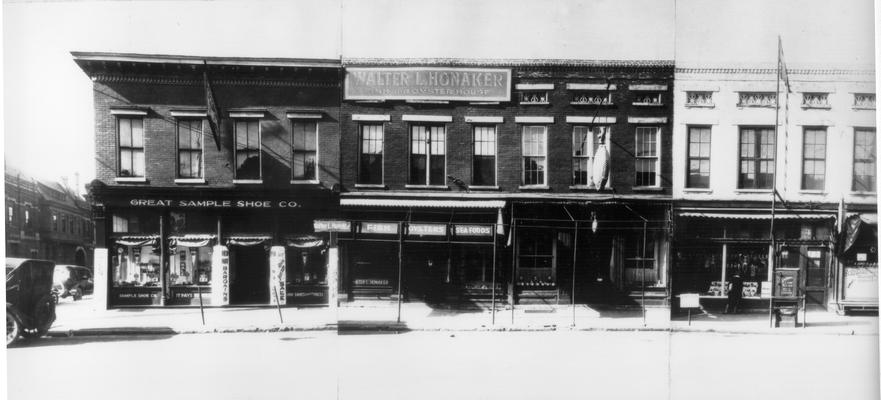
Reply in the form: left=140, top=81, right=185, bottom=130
left=45, top=324, right=877, bottom=338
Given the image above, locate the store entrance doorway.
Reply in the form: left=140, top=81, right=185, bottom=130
left=230, top=246, right=269, bottom=304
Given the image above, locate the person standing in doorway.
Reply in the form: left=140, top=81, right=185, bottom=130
left=725, top=273, right=744, bottom=314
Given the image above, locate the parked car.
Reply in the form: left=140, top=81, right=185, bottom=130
left=7, top=258, right=57, bottom=346
left=53, top=264, right=94, bottom=301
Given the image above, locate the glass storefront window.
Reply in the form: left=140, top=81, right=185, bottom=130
left=113, top=245, right=160, bottom=287
left=286, top=248, right=326, bottom=285
left=517, top=229, right=555, bottom=285
left=169, top=246, right=212, bottom=286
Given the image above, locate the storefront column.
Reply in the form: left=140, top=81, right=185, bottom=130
left=269, top=246, right=286, bottom=306
left=721, top=243, right=728, bottom=290
left=327, top=233, right=339, bottom=311
left=211, top=245, right=230, bottom=305
left=93, top=248, right=109, bottom=311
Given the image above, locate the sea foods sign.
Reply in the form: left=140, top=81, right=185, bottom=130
left=345, top=67, right=512, bottom=102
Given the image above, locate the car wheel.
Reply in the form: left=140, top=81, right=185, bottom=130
left=22, top=294, right=56, bottom=339
left=6, top=310, right=21, bottom=346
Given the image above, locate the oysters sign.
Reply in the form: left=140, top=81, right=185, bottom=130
left=345, top=67, right=512, bottom=102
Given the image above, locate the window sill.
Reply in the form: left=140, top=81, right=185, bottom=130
left=233, top=179, right=263, bottom=185
left=569, top=185, right=600, bottom=191
left=633, top=186, right=664, bottom=192
left=852, top=106, right=876, bottom=110
left=683, top=188, right=712, bottom=193
left=469, top=185, right=500, bottom=191
left=405, top=185, right=449, bottom=190
left=520, top=102, right=550, bottom=105
left=736, top=104, right=776, bottom=108
left=354, top=184, right=387, bottom=189
left=798, top=190, right=826, bottom=195
left=685, top=104, right=715, bottom=108
left=519, top=185, right=550, bottom=191
left=632, top=103, right=665, bottom=107
left=174, top=178, right=206, bottom=184
left=734, top=189, right=773, bottom=193
left=115, top=177, right=147, bottom=183
left=570, top=102, right=614, bottom=106
left=849, top=191, right=877, bottom=196
left=801, top=105, right=831, bottom=110
left=290, top=180, right=320, bottom=185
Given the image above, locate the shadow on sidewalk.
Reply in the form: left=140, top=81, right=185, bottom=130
left=337, top=320, right=411, bottom=335
left=9, top=333, right=175, bottom=348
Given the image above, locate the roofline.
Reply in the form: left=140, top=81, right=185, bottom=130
left=342, top=57, right=674, bottom=68
left=71, top=51, right=341, bottom=68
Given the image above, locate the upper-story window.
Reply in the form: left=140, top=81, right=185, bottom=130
left=522, top=126, right=547, bottom=186
left=472, top=126, right=497, bottom=186
left=117, top=118, right=145, bottom=177
left=852, top=128, right=876, bottom=192
left=572, top=126, right=610, bottom=187
left=292, top=121, right=318, bottom=181
left=801, top=128, right=827, bottom=191
left=737, top=92, right=777, bottom=108
left=635, top=127, right=661, bottom=187
left=686, top=126, right=712, bottom=189
left=358, top=124, right=384, bottom=185
left=52, top=214, right=58, bottom=231
left=24, top=209, right=30, bottom=226
left=854, top=93, right=876, bottom=110
left=234, top=120, right=261, bottom=180
left=7, top=205, right=13, bottom=223
left=738, top=127, right=775, bottom=189
left=409, top=125, right=446, bottom=186
left=177, top=119, right=204, bottom=179
left=802, top=93, right=830, bottom=109
left=633, top=92, right=663, bottom=106
left=572, top=92, right=613, bottom=105
left=685, top=91, right=714, bottom=107
left=517, top=83, right=552, bottom=105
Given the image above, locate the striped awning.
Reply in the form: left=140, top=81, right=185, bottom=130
left=341, top=198, right=505, bottom=209
left=678, top=212, right=834, bottom=220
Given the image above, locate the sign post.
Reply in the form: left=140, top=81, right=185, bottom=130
left=93, top=248, right=109, bottom=311
left=678, top=293, right=701, bottom=326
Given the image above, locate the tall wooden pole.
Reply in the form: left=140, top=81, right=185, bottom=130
left=770, top=37, right=781, bottom=328
left=572, top=222, right=579, bottom=327
left=397, top=222, right=404, bottom=324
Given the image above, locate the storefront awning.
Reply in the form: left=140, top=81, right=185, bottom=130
left=113, top=235, right=160, bottom=247
left=842, top=213, right=878, bottom=255
left=285, top=234, right=325, bottom=248
left=678, top=212, right=834, bottom=220
left=224, top=235, right=272, bottom=247
left=341, top=198, right=505, bottom=209
left=169, top=234, right=216, bottom=249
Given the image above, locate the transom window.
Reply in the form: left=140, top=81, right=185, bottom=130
left=521, top=126, right=547, bottom=186
left=117, top=118, right=145, bottom=177
left=177, top=119, right=204, bottom=179
left=801, top=128, right=826, bottom=191
left=519, top=91, right=549, bottom=104
left=633, top=93, right=663, bottom=106
left=685, top=91, right=714, bottom=107
left=853, top=128, right=876, bottom=192
left=635, top=127, right=660, bottom=187
left=853, top=93, right=876, bottom=109
left=572, top=126, right=610, bottom=187
left=572, top=92, right=612, bottom=105
left=738, top=92, right=777, bottom=108
left=472, top=126, right=496, bottom=186
left=409, top=125, right=446, bottom=186
left=234, top=120, right=261, bottom=180
left=738, top=127, right=776, bottom=189
left=358, top=124, right=384, bottom=185
left=802, top=93, right=830, bottom=108
left=292, top=121, right=318, bottom=181
left=686, top=126, right=711, bottom=188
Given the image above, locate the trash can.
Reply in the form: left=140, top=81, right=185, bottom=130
left=774, top=306, right=799, bottom=327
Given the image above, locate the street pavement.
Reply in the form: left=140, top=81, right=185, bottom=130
left=7, top=330, right=880, bottom=400
left=44, top=295, right=879, bottom=336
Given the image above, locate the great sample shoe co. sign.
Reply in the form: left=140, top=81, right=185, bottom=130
left=344, top=67, right=512, bottom=102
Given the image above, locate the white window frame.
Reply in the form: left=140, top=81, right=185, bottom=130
left=800, top=127, right=827, bottom=191
left=571, top=125, right=611, bottom=188
left=852, top=127, right=877, bottom=193
left=686, top=126, right=712, bottom=189
left=116, top=117, right=146, bottom=180
left=471, top=125, right=498, bottom=188
left=634, top=126, right=661, bottom=188
left=521, top=125, right=548, bottom=187
left=357, top=123, right=385, bottom=187
left=233, top=118, right=263, bottom=184
left=407, top=124, right=448, bottom=187
left=290, top=119, right=320, bottom=184
left=175, top=118, right=206, bottom=183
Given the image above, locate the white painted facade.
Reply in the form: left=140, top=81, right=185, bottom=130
left=672, top=66, right=876, bottom=206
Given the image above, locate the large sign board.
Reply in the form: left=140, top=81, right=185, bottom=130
left=314, top=220, right=352, bottom=233
left=345, top=67, right=512, bottom=102
left=269, top=246, right=286, bottom=306
left=127, top=199, right=303, bottom=209
left=211, top=245, right=230, bottom=306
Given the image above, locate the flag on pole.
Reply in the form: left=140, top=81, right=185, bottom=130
left=778, top=36, right=792, bottom=93
left=204, top=61, right=222, bottom=151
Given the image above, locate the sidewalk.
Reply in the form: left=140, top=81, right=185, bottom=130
left=47, top=296, right=879, bottom=337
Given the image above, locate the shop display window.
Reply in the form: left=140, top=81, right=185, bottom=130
left=517, top=229, right=555, bottom=286
left=721, top=246, right=768, bottom=297
left=113, top=245, right=160, bottom=287
left=286, top=248, right=326, bottom=286
left=169, top=246, right=212, bottom=286
left=457, top=246, right=498, bottom=289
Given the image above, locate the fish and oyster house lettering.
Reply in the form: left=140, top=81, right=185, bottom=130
left=344, top=67, right=512, bottom=101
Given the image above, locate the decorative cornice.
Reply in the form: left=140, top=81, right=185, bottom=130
left=676, top=67, right=875, bottom=76
left=343, top=58, right=674, bottom=69
left=92, top=74, right=339, bottom=88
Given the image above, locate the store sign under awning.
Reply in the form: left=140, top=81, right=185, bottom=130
left=678, top=212, right=834, bottom=220
left=361, top=222, right=399, bottom=235
left=407, top=223, right=447, bottom=236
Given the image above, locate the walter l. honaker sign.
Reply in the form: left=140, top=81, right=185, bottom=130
left=345, top=67, right=512, bottom=102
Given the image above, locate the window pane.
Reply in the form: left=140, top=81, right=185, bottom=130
left=120, top=150, right=132, bottom=176
left=131, top=119, right=144, bottom=147
left=410, top=154, right=426, bottom=185
left=236, top=122, right=248, bottom=150
left=573, top=126, right=590, bottom=156
left=119, top=119, right=132, bottom=147
left=248, top=122, right=260, bottom=149
left=293, top=123, right=306, bottom=150
left=179, top=153, right=191, bottom=178
left=132, top=150, right=145, bottom=177
left=430, top=154, right=445, bottom=185
left=359, top=124, right=383, bottom=184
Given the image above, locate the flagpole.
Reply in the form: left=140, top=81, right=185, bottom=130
left=769, top=36, right=782, bottom=328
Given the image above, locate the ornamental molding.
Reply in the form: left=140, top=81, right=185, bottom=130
left=92, top=74, right=339, bottom=88
left=344, top=58, right=674, bottom=69
left=676, top=67, right=875, bottom=76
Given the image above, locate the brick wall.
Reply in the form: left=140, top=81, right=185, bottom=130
left=340, top=65, right=674, bottom=196
left=93, top=70, right=341, bottom=189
